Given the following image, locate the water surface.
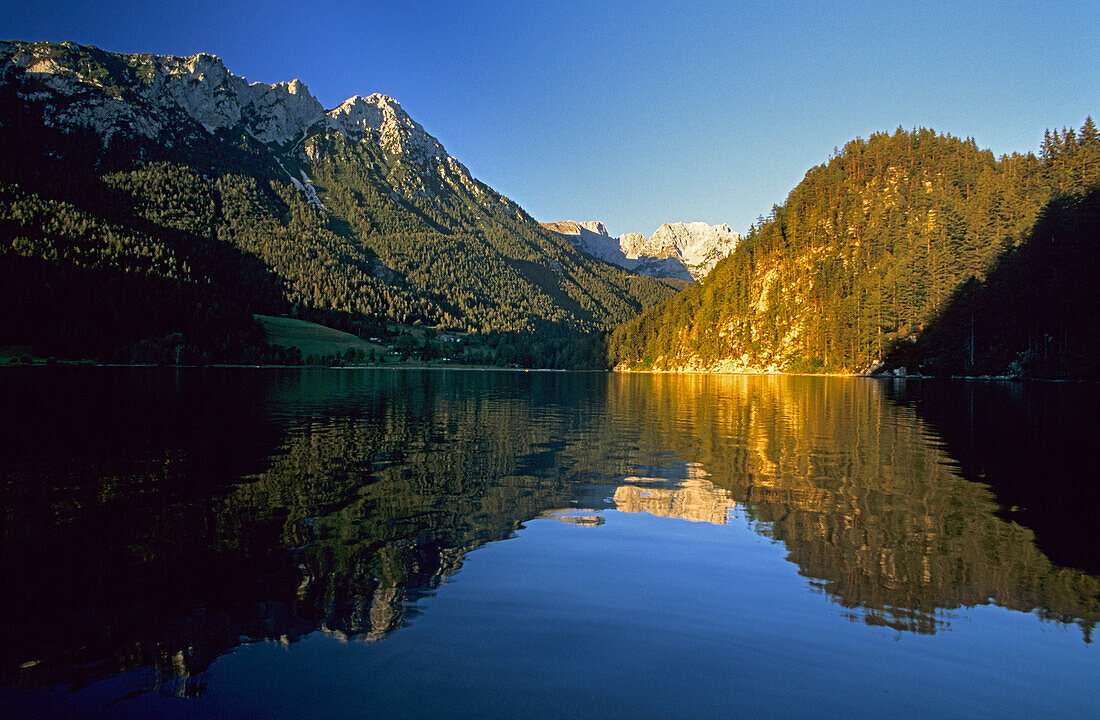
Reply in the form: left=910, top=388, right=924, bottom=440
left=1, top=369, right=1096, bottom=718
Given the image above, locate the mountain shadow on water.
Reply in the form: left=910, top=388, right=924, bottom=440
left=883, top=186, right=1100, bottom=379
left=0, top=254, right=295, bottom=365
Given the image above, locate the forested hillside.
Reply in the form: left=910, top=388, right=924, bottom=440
left=608, top=122, right=1100, bottom=378
left=0, top=41, right=677, bottom=367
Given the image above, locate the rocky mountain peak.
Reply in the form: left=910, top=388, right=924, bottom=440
left=546, top=220, right=740, bottom=281
left=542, top=221, right=607, bottom=237
left=647, top=222, right=741, bottom=271
left=3, top=41, right=507, bottom=227
left=246, top=79, right=325, bottom=144
left=0, top=40, right=472, bottom=164
left=181, top=52, right=224, bottom=74
left=327, top=93, right=447, bottom=162
left=618, top=232, right=648, bottom=256
left=0, top=41, right=334, bottom=145
left=576, top=221, right=608, bottom=236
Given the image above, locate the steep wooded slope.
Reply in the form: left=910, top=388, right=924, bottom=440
left=609, top=124, right=1100, bottom=377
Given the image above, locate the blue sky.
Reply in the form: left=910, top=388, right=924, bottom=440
left=3, top=0, right=1097, bottom=237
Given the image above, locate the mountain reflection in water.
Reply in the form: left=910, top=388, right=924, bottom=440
left=0, top=368, right=1096, bottom=703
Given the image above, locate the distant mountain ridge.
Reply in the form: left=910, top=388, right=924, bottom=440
left=0, top=40, right=679, bottom=366
left=543, top=220, right=740, bottom=281
left=5, top=40, right=420, bottom=147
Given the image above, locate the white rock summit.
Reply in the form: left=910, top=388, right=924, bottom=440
left=641, top=222, right=740, bottom=275
left=2, top=43, right=326, bottom=145
left=0, top=40, right=504, bottom=213
left=544, top=220, right=740, bottom=281
left=328, top=94, right=447, bottom=162
left=0, top=41, right=456, bottom=163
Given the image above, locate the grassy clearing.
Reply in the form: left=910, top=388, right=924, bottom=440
left=0, top=345, right=33, bottom=360
left=256, top=315, right=383, bottom=360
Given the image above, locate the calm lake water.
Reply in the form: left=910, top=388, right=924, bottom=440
left=1, top=368, right=1096, bottom=719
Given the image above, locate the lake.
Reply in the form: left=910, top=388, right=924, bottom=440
left=1, top=368, right=1096, bottom=719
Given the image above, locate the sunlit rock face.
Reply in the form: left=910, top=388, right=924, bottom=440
left=544, top=220, right=740, bottom=281
left=246, top=79, right=326, bottom=144
left=327, top=94, right=445, bottom=162
left=0, top=42, right=469, bottom=172
left=542, top=221, right=632, bottom=267
left=318, top=92, right=489, bottom=202
left=0, top=40, right=512, bottom=223
left=640, top=222, right=741, bottom=279
left=1, top=42, right=327, bottom=144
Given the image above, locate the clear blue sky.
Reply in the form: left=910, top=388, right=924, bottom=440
left=3, top=0, right=1097, bottom=237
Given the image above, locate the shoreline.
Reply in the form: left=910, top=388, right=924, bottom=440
left=0, top=361, right=577, bottom=373
left=611, top=368, right=1092, bottom=383
left=2, top=362, right=1091, bottom=382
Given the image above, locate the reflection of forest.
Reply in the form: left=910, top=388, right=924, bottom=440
left=228, top=373, right=600, bottom=646
left=882, top=379, right=1100, bottom=575
left=2, top=369, right=1096, bottom=697
left=1, top=370, right=632, bottom=692
left=607, top=374, right=1098, bottom=637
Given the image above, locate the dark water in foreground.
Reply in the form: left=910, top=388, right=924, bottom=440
left=0, top=368, right=1096, bottom=719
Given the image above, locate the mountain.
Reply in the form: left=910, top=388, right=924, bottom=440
left=632, top=222, right=742, bottom=279
left=542, top=221, right=625, bottom=264
left=608, top=124, right=1100, bottom=378
left=544, top=220, right=740, bottom=281
left=0, top=40, right=680, bottom=366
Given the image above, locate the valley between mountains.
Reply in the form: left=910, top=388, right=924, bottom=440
left=1, top=41, right=1096, bottom=378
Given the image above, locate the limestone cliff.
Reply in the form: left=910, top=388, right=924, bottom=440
left=544, top=219, right=740, bottom=281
